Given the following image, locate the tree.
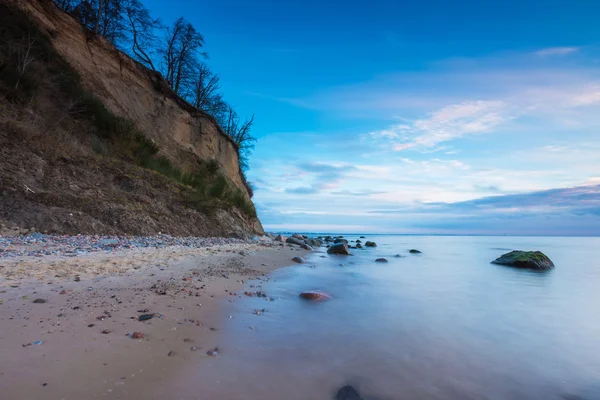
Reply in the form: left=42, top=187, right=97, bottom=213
left=189, top=63, right=221, bottom=111
left=160, top=17, right=207, bottom=95
left=123, top=0, right=161, bottom=70
left=221, top=106, right=256, bottom=171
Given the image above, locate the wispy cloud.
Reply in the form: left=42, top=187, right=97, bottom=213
left=370, top=100, right=509, bottom=151
left=535, top=47, right=580, bottom=57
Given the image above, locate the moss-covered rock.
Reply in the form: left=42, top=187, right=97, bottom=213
left=491, top=250, right=554, bottom=270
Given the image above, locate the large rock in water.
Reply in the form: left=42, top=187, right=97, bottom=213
left=327, top=243, right=350, bottom=255
left=334, top=238, right=348, bottom=244
left=292, top=233, right=305, bottom=240
left=491, top=250, right=554, bottom=270
left=286, top=237, right=305, bottom=246
left=364, top=241, right=377, bottom=247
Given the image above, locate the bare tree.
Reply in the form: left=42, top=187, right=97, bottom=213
left=189, top=64, right=221, bottom=111
left=123, top=0, right=160, bottom=70
left=160, top=17, right=207, bottom=95
left=13, top=30, right=38, bottom=90
left=220, top=106, right=255, bottom=171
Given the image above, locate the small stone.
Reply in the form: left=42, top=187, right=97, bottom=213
left=299, top=291, right=331, bottom=301
left=33, top=299, right=47, bottom=304
left=292, top=256, right=306, bottom=264
left=168, top=351, right=175, bottom=357
left=409, top=249, right=422, bottom=254
left=131, top=332, right=144, bottom=339
left=102, top=329, right=111, bottom=334
left=375, top=258, right=388, bottom=263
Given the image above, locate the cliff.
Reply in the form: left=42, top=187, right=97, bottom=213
left=0, top=0, right=264, bottom=236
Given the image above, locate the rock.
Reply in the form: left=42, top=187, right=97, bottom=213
left=336, top=385, right=364, bottom=400
left=334, top=238, right=348, bottom=244
left=360, top=236, right=366, bottom=238
left=356, top=243, right=363, bottom=249
left=300, top=243, right=314, bottom=251
left=131, top=332, right=144, bottom=339
left=138, top=314, right=154, bottom=321
left=274, top=234, right=286, bottom=242
left=356, top=240, right=362, bottom=243
left=409, top=249, right=422, bottom=254
left=299, top=291, right=331, bottom=301
left=394, top=254, right=402, bottom=258
left=286, top=237, right=305, bottom=246
left=292, top=233, right=305, bottom=240
left=324, top=236, right=333, bottom=242
left=292, top=256, right=306, bottom=264
left=491, top=250, right=554, bottom=270
left=327, top=243, right=350, bottom=255
left=102, top=329, right=111, bottom=334
left=375, top=258, right=388, bottom=263
left=305, top=238, right=323, bottom=247
left=33, top=298, right=46, bottom=304
left=364, top=241, right=377, bottom=247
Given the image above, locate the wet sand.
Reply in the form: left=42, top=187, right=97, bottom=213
left=0, top=238, right=308, bottom=399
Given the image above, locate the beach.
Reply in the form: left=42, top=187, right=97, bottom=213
left=0, top=234, right=308, bottom=399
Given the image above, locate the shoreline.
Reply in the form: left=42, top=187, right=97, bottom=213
left=0, top=234, right=310, bottom=399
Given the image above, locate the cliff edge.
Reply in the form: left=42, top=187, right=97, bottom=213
left=0, top=0, right=264, bottom=236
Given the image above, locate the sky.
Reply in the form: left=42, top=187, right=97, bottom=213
left=144, top=0, right=600, bottom=235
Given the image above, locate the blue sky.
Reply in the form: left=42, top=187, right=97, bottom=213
left=145, top=0, right=600, bottom=235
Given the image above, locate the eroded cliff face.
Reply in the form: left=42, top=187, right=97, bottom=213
left=0, top=0, right=264, bottom=236
left=16, top=0, right=250, bottom=196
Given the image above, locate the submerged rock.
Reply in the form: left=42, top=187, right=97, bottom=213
left=327, top=243, right=350, bottom=255
left=335, top=385, right=363, bottom=400
left=375, top=258, right=388, bottom=263
left=334, top=238, right=348, bottom=245
left=409, top=249, right=422, bottom=254
left=356, top=243, right=363, bottom=249
left=491, top=250, right=554, bottom=270
left=299, top=291, right=331, bottom=301
left=364, top=241, right=377, bottom=247
left=292, top=256, right=306, bottom=264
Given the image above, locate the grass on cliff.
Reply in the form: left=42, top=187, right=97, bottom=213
left=0, top=3, right=257, bottom=220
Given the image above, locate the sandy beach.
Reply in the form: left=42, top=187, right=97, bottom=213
left=0, top=235, right=309, bottom=399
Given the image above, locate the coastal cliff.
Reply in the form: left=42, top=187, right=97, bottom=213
left=0, top=0, right=263, bottom=236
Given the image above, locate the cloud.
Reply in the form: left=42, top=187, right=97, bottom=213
left=370, top=100, right=509, bottom=151
left=534, top=47, right=580, bottom=57
left=284, top=162, right=353, bottom=195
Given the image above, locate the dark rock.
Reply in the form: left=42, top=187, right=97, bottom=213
left=292, top=256, right=306, bottom=264
left=375, top=258, right=388, bottom=263
left=364, top=241, right=377, bottom=247
left=33, top=298, right=46, bottom=304
left=299, top=291, right=331, bottom=301
left=102, top=329, right=111, bottom=334
left=394, top=254, right=402, bottom=258
left=356, top=243, right=363, bottom=249
left=305, top=238, right=323, bottom=247
left=336, top=385, right=363, bottom=400
left=491, top=250, right=554, bottom=270
left=334, top=238, right=349, bottom=245
left=286, top=237, right=305, bottom=246
left=356, top=239, right=362, bottom=243
left=300, top=243, right=314, bottom=251
left=409, top=249, right=422, bottom=254
left=274, top=234, right=286, bottom=242
left=327, top=243, right=350, bottom=255
left=324, top=236, right=333, bottom=242
left=292, top=233, right=305, bottom=240
left=139, top=314, right=154, bottom=321
left=360, top=236, right=366, bottom=238
left=131, top=332, right=144, bottom=339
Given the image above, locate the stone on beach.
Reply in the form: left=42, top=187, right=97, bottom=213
left=327, top=243, right=350, bottom=255
left=304, top=238, right=323, bottom=247
left=300, top=243, right=314, bottom=251
left=299, top=291, right=331, bottom=301
left=286, top=237, right=305, bottom=246
left=292, top=233, right=305, bottom=240
left=274, top=234, right=286, bottom=242
left=491, top=250, right=554, bottom=270
left=292, top=256, right=306, bottom=264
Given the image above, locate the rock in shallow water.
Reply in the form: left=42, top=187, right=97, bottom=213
left=292, top=256, right=306, bottom=264
left=364, top=241, right=377, bottom=247
left=491, top=250, right=554, bottom=270
left=375, top=258, right=388, bottom=263
left=299, top=291, right=331, bottom=301
left=409, top=249, right=422, bottom=254
left=327, top=243, right=350, bottom=255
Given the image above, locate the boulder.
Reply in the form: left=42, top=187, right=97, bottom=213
left=356, top=243, right=363, bottom=249
left=299, top=291, right=331, bottom=301
left=292, top=256, right=306, bottom=264
left=324, top=236, right=333, bottom=242
left=327, top=243, right=350, bottom=255
left=334, top=238, right=348, bottom=244
left=305, top=238, right=323, bottom=247
left=274, top=234, right=286, bottom=242
left=336, top=385, right=364, bottom=400
left=375, top=258, right=388, bottom=263
left=360, top=236, right=366, bottom=238
left=365, top=241, right=377, bottom=247
left=394, top=254, right=402, bottom=258
left=491, top=250, right=554, bottom=270
left=292, top=233, right=305, bottom=240
left=300, top=243, right=314, bottom=251
left=356, top=239, right=362, bottom=243
left=286, top=237, right=305, bottom=246
left=409, top=249, right=422, bottom=254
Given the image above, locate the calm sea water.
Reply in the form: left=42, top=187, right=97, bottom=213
left=174, top=236, right=600, bottom=400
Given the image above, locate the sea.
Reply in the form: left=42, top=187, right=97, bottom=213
left=172, top=235, right=600, bottom=400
